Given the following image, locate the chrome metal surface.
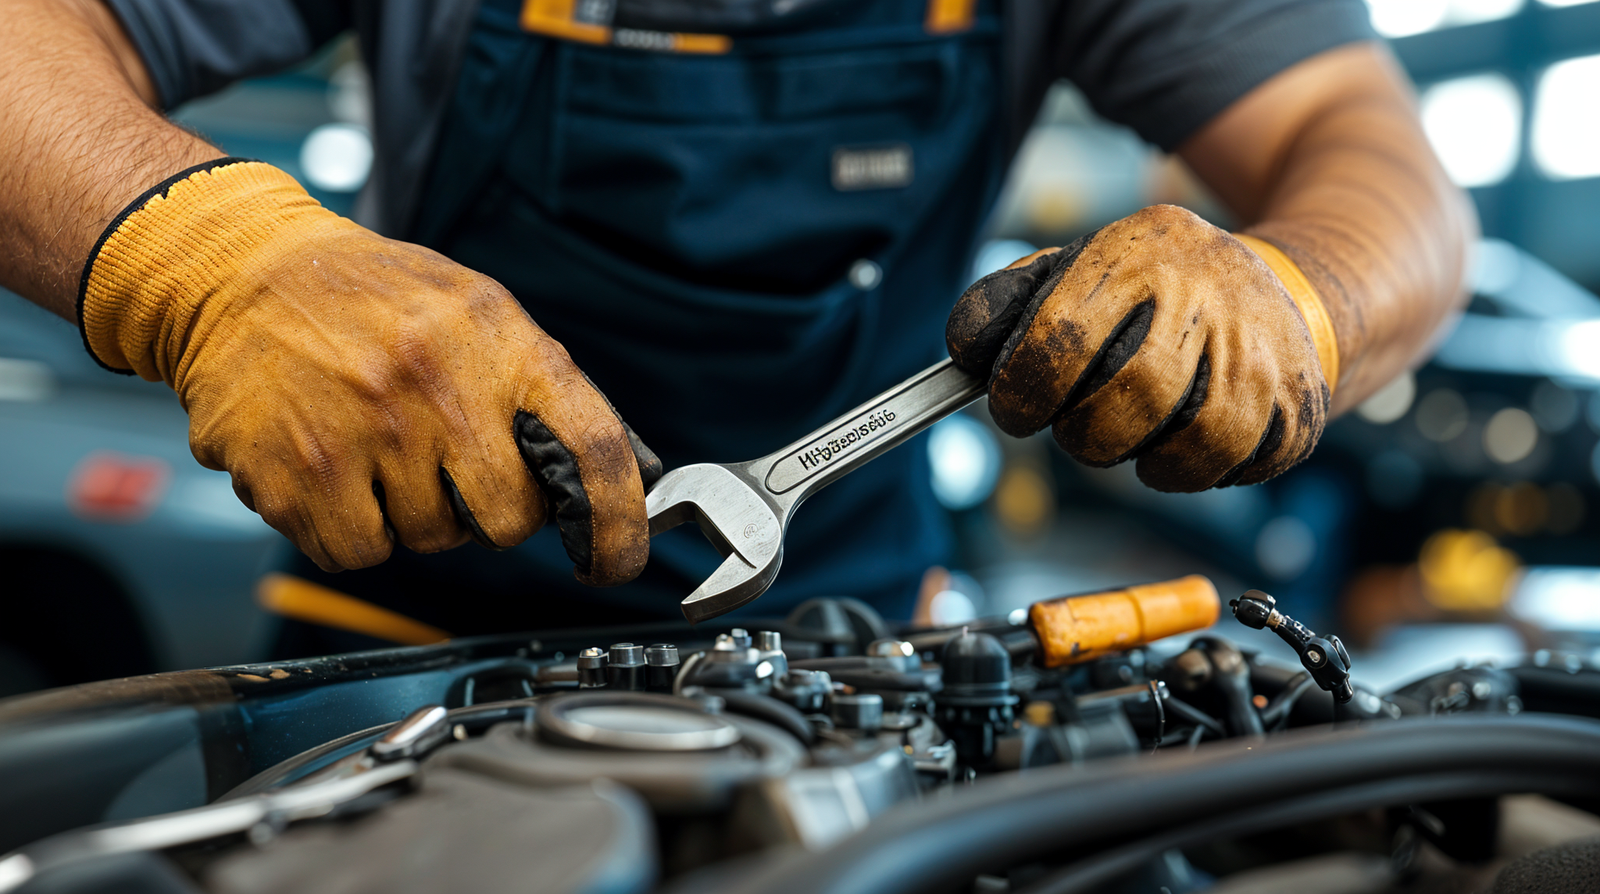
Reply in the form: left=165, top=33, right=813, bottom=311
left=610, top=643, right=645, bottom=665
left=577, top=647, right=608, bottom=688
left=369, top=704, right=450, bottom=762
left=0, top=760, right=418, bottom=892
left=647, top=358, right=984, bottom=622
left=646, top=644, right=680, bottom=667
left=869, top=640, right=915, bottom=659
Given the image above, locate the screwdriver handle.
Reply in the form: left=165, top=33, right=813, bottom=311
left=1029, top=575, right=1220, bottom=668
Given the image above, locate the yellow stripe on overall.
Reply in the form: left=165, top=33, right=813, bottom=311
left=520, top=0, right=732, bottom=53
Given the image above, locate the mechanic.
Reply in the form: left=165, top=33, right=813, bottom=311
left=0, top=0, right=1471, bottom=644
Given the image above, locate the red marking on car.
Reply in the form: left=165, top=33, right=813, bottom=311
left=68, top=452, right=171, bottom=521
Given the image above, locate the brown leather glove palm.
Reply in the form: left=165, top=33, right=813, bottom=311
left=948, top=205, right=1338, bottom=492
left=80, top=159, right=657, bottom=582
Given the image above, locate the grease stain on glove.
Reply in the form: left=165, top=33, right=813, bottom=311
left=947, top=205, right=1333, bottom=493
left=80, top=159, right=655, bottom=583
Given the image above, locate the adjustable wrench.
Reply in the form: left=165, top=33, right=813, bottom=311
left=647, top=358, right=985, bottom=623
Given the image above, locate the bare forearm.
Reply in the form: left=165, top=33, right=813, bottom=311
left=1244, top=75, right=1475, bottom=413
left=1183, top=43, right=1476, bottom=414
left=0, top=0, right=220, bottom=318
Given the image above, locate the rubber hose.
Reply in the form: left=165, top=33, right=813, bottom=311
left=1259, top=672, right=1316, bottom=728
left=676, top=714, right=1600, bottom=894
left=1020, top=770, right=1572, bottom=894
left=715, top=691, right=816, bottom=744
left=1162, top=697, right=1226, bottom=738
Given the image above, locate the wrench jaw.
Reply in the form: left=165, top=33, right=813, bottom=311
left=645, top=464, right=786, bottom=623
left=679, top=546, right=784, bottom=624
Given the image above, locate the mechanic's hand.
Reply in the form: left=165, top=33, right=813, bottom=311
left=80, top=160, right=660, bottom=582
left=947, top=205, right=1334, bottom=492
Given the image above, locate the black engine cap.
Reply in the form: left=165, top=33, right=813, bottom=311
left=941, top=631, right=1016, bottom=705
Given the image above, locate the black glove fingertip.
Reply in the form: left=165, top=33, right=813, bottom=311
left=946, top=229, right=1099, bottom=375
left=947, top=253, right=1053, bottom=374
left=514, top=409, right=596, bottom=575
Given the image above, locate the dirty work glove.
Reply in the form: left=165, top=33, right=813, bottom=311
left=947, top=205, right=1340, bottom=492
left=79, top=158, right=660, bottom=582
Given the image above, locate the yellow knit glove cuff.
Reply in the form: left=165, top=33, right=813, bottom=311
left=1233, top=233, right=1340, bottom=396
left=78, top=159, right=334, bottom=383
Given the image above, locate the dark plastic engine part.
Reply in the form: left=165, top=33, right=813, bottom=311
left=735, top=740, right=920, bottom=851
left=773, top=669, right=832, bottom=714
left=787, top=661, right=941, bottom=694
left=1188, top=637, right=1265, bottom=737
left=1088, top=649, right=1149, bottom=690
left=435, top=708, right=805, bottom=813
left=202, top=768, right=657, bottom=894
left=994, top=698, right=1140, bottom=770
left=645, top=644, right=680, bottom=693
left=576, top=648, right=607, bottom=689
left=831, top=693, right=884, bottom=731
left=679, top=634, right=780, bottom=692
left=936, top=631, right=1019, bottom=769
left=1509, top=656, right=1600, bottom=719
left=1166, top=648, right=1212, bottom=694
left=1391, top=666, right=1522, bottom=717
left=1231, top=590, right=1354, bottom=704
left=785, top=597, right=892, bottom=656
left=940, top=631, right=1017, bottom=707
left=607, top=643, right=646, bottom=691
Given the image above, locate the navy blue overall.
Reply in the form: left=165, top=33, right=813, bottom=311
left=292, top=0, right=1011, bottom=635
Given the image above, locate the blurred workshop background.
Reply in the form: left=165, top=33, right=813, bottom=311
left=2, top=0, right=1598, bottom=696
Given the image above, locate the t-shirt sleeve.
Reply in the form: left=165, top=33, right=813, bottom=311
left=1055, top=0, right=1378, bottom=151
left=103, top=0, right=352, bottom=110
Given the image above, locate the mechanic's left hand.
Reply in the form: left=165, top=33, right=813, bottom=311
left=947, top=205, right=1331, bottom=492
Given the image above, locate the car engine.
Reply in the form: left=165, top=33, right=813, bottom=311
left=3, top=579, right=1600, bottom=894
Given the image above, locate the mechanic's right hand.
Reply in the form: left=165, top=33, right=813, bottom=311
left=79, top=160, right=659, bottom=583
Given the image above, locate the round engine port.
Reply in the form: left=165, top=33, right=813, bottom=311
left=537, top=692, right=742, bottom=752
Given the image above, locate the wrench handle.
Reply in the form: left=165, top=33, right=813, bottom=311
left=760, top=358, right=985, bottom=504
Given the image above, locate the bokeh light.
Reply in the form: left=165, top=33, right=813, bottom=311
left=971, top=239, right=1040, bottom=283
left=1483, top=407, right=1539, bottom=463
left=927, top=414, right=1002, bottom=511
left=993, top=465, right=1054, bottom=535
left=1421, top=74, right=1523, bottom=187
left=1419, top=529, right=1521, bottom=611
left=1357, top=371, right=1416, bottom=424
left=299, top=123, right=373, bottom=193
left=1532, top=54, right=1600, bottom=180
left=1368, top=0, right=1450, bottom=36
left=1366, top=0, right=1524, bottom=36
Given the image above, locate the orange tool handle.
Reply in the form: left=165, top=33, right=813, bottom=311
left=1028, top=575, right=1220, bottom=668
